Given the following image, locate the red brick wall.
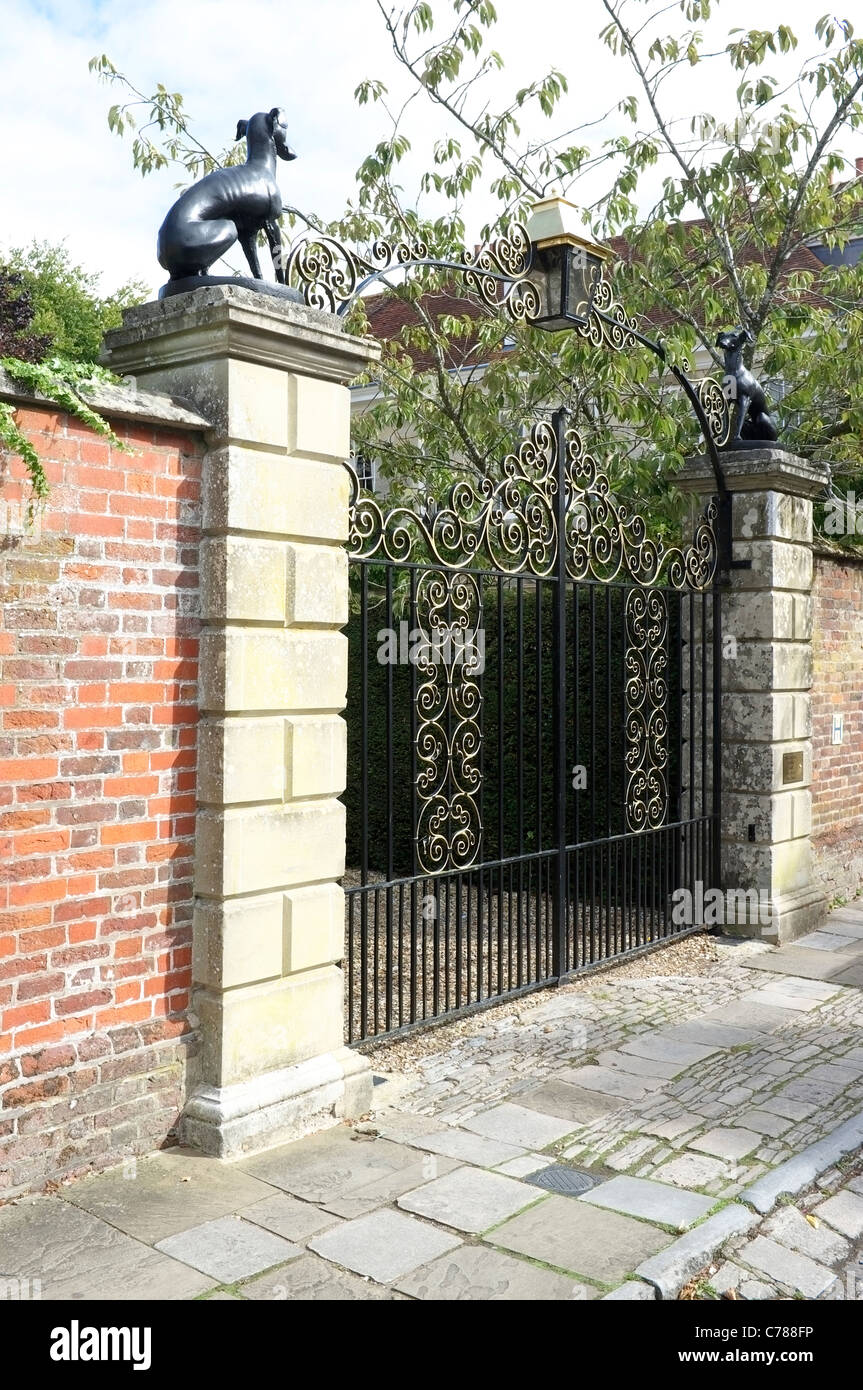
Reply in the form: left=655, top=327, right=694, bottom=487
left=0, top=400, right=203, bottom=1197
left=811, top=548, right=863, bottom=903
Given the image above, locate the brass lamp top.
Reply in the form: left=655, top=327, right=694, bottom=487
left=525, top=197, right=614, bottom=260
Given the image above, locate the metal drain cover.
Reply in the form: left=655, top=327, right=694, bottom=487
left=526, top=1165, right=603, bottom=1197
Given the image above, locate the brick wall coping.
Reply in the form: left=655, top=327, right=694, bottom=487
left=0, top=367, right=211, bottom=434
left=813, top=541, right=863, bottom=566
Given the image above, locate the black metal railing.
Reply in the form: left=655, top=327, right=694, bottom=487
left=343, top=413, right=721, bottom=1044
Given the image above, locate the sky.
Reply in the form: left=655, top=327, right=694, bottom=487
left=0, top=0, right=856, bottom=298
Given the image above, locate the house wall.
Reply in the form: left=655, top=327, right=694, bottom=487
left=0, top=387, right=204, bottom=1197
left=811, top=546, right=863, bottom=903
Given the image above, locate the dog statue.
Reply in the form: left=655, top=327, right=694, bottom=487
left=157, top=108, right=298, bottom=298
left=716, top=326, right=779, bottom=444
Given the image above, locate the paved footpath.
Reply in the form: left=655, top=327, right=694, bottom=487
left=2, top=906, right=863, bottom=1301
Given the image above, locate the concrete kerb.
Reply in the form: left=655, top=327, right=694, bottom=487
left=633, top=1203, right=761, bottom=1300
left=739, top=1107, right=863, bottom=1215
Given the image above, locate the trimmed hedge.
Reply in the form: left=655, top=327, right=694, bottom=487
left=345, top=574, right=687, bottom=879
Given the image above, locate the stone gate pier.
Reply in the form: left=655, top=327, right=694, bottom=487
left=680, top=447, right=831, bottom=945
left=104, top=287, right=380, bottom=1156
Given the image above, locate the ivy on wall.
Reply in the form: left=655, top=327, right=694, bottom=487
left=0, top=356, right=129, bottom=508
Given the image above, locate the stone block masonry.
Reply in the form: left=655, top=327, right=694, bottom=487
left=811, top=548, right=863, bottom=902
left=102, top=287, right=380, bottom=1158
left=679, top=449, right=831, bottom=943
left=0, top=373, right=208, bottom=1197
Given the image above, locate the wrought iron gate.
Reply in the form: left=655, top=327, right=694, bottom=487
left=344, top=410, right=721, bottom=1044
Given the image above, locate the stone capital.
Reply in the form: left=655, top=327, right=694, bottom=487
left=679, top=448, right=830, bottom=501
left=102, top=284, right=380, bottom=387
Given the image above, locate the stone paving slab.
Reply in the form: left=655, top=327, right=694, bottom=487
left=807, top=1062, right=863, bottom=1085
left=761, top=1096, right=818, bottom=1121
left=833, top=962, right=863, bottom=987
left=741, top=986, right=836, bottom=1012
left=308, top=1208, right=461, bottom=1283
left=461, top=1102, right=576, bottom=1149
left=597, top=1049, right=682, bottom=1080
left=621, top=1035, right=719, bottom=1068
left=732, top=1109, right=793, bottom=1137
left=394, top=1244, right=592, bottom=1300
left=579, top=1175, right=713, bottom=1230
left=555, top=1065, right=661, bottom=1100
left=689, top=1127, right=762, bottom=1161
left=659, top=1020, right=767, bottom=1048
left=702, top=999, right=801, bottom=1030
left=405, top=1128, right=526, bottom=1168
left=494, top=1153, right=548, bottom=1178
left=489, top=1193, right=672, bottom=1285
left=825, top=906, right=863, bottom=926
left=828, top=920, right=863, bottom=938
left=0, top=1197, right=214, bottom=1301
left=517, top=1080, right=627, bottom=1123
left=155, top=1216, right=301, bottom=1282
left=374, top=1112, right=450, bottom=1143
left=711, top=1261, right=780, bottom=1300
left=642, top=1113, right=704, bottom=1142
left=652, top=1153, right=730, bottom=1190
left=240, top=1193, right=342, bottom=1243
left=63, top=1147, right=275, bottom=1244
left=397, top=1166, right=539, bottom=1233
left=737, top=1234, right=838, bottom=1298
left=241, top=1252, right=402, bottom=1300
left=776, top=1078, right=845, bottom=1105
left=794, top=931, right=863, bottom=953
left=321, top=1151, right=461, bottom=1219
left=813, top=1190, right=863, bottom=1239
left=602, top=1279, right=657, bottom=1299
left=762, top=1205, right=851, bottom=1265
left=740, top=949, right=846, bottom=981
left=242, top=1127, right=457, bottom=1216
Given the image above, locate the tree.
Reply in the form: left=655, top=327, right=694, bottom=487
left=89, top=4, right=863, bottom=537
left=0, top=251, right=135, bottom=507
left=1, top=241, right=148, bottom=364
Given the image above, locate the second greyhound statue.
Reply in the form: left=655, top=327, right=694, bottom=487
left=716, top=326, right=779, bottom=445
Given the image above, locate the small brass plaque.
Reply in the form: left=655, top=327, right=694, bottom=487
left=783, top=751, right=804, bottom=784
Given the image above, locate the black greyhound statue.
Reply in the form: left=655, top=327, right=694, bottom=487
left=157, top=108, right=298, bottom=299
left=716, top=326, right=779, bottom=445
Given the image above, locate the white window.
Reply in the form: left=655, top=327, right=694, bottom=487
left=354, top=454, right=376, bottom=491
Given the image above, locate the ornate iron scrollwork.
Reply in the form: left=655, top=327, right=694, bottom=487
left=695, top=376, right=733, bottom=450
left=575, top=265, right=639, bottom=351
left=459, top=223, right=540, bottom=324
left=348, top=418, right=718, bottom=590
left=348, top=420, right=559, bottom=576
left=283, top=223, right=539, bottom=323
left=561, top=425, right=718, bottom=590
left=414, top=570, right=483, bottom=874
left=281, top=233, right=429, bottom=315
left=624, top=587, right=669, bottom=833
